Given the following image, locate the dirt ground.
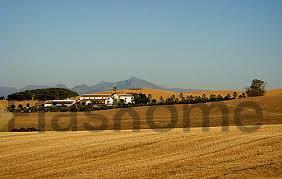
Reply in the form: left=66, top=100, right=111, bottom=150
left=0, top=125, right=281, bottom=178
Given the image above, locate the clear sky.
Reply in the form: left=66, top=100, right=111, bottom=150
left=0, top=0, right=281, bottom=90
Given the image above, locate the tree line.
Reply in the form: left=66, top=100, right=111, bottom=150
left=7, top=88, right=78, bottom=101
left=7, top=79, right=266, bottom=113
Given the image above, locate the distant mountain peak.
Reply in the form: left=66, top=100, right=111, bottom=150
left=68, top=77, right=196, bottom=95
left=0, top=77, right=197, bottom=97
left=0, top=86, right=17, bottom=98
left=20, top=85, right=50, bottom=91
left=54, top=84, right=68, bottom=89
left=128, top=76, right=139, bottom=80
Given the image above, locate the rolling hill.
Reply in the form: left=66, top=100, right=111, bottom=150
left=98, top=88, right=282, bottom=100
left=1, top=91, right=281, bottom=132
left=0, top=77, right=197, bottom=97
left=72, top=77, right=197, bottom=95
left=0, top=91, right=281, bottom=178
left=0, top=125, right=280, bottom=178
left=0, top=86, right=17, bottom=98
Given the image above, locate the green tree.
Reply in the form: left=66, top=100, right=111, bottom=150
left=241, top=93, right=246, bottom=98
left=7, top=88, right=78, bottom=100
left=246, top=79, right=266, bottom=97
left=209, top=94, right=217, bottom=102
left=233, top=92, right=238, bottom=99
left=224, top=94, right=231, bottom=100
left=217, top=95, right=223, bottom=101
left=132, top=93, right=150, bottom=104
left=18, top=104, right=23, bottom=109
left=179, top=93, right=185, bottom=102
left=148, top=94, right=152, bottom=103
left=113, top=87, right=117, bottom=93
left=171, top=95, right=176, bottom=102
left=159, top=96, right=164, bottom=103
left=202, top=94, right=208, bottom=102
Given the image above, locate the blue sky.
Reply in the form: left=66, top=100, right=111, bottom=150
left=0, top=0, right=281, bottom=89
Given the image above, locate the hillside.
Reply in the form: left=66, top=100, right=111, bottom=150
left=7, top=88, right=78, bottom=101
left=97, top=88, right=178, bottom=99
left=73, top=77, right=194, bottom=94
left=0, top=86, right=17, bottom=98
left=0, top=100, right=39, bottom=111
left=0, top=125, right=280, bottom=178
left=0, top=91, right=281, bottom=178
left=265, top=88, right=282, bottom=96
left=97, top=88, right=282, bottom=100
left=1, top=93, right=281, bottom=132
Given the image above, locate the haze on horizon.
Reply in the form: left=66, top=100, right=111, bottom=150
left=0, top=0, right=281, bottom=90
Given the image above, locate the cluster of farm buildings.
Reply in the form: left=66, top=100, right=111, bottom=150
left=43, top=93, right=134, bottom=107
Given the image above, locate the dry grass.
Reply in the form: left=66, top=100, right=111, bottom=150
left=97, top=88, right=178, bottom=99
left=265, top=88, right=282, bottom=96
left=185, top=88, right=282, bottom=97
left=0, top=89, right=280, bottom=110
left=0, top=93, right=281, bottom=178
left=98, top=88, right=244, bottom=100
left=0, top=125, right=281, bottom=178
left=1, top=94, right=281, bottom=132
left=0, top=100, right=39, bottom=111
left=98, top=88, right=282, bottom=100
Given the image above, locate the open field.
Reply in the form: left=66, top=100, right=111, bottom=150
left=0, top=100, right=40, bottom=111
left=0, top=89, right=281, bottom=111
left=186, top=88, right=282, bottom=97
left=0, top=94, right=281, bottom=132
left=98, top=88, right=282, bottom=100
left=0, top=92, right=281, bottom=178
left=97, top=88, right=243, bottom=100
left=0, top=125, right=281, bottom=178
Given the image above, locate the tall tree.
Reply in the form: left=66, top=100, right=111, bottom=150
left=241, top=93, right=247, bottom=98
left=179, top=93, right=184, bottom=101
left=159, top=96, right=164, bottom=103
left=233, top=92, right=238, bottom=99
left=246, top=79, right=266, bottom=97
left=171, top=95, right=176, bottom=102
left=148, top=94, right=152, bottom=102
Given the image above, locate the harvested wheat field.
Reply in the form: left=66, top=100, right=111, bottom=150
left=0, top=124, right=281, bottom=178
left=97, top=88, right=178, bottom=100
left=0, top=100, right=40, bottom=111
left=98, top=88, right=281, bottom=100
left=0, top=93, right=281, bottom=178
left=98, top=88, right=244, bottom=100
left=1, top=94, right=281, bottom=132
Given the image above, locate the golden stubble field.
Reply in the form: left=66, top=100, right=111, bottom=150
left=1, top=94, right=281, bottom=132
left=0, top=125, right=281, bottom=178
left=0, top=93, right=281, bottom=178
left=98, top=88, right=282, bottom=100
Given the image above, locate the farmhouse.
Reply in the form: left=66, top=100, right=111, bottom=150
left=80, top=93, right=134, bottom=106
left=44, top=99, right=76, bottom=107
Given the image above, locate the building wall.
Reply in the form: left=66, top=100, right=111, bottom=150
left=80, top=94, right=134, bottom=105
left=106, top=98, right=114, bottom=105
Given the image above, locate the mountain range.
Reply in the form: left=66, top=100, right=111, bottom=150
left=0, top=77, right=197, bottom=97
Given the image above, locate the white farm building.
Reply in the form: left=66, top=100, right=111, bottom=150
left=44, top=99, right=76, bottom=108
left=80, top=93, right=134, bottom=106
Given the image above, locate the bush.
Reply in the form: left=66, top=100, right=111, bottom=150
left=246, top=79, right=266, bottom=97
left=131, top=93, right=150, bottom=104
